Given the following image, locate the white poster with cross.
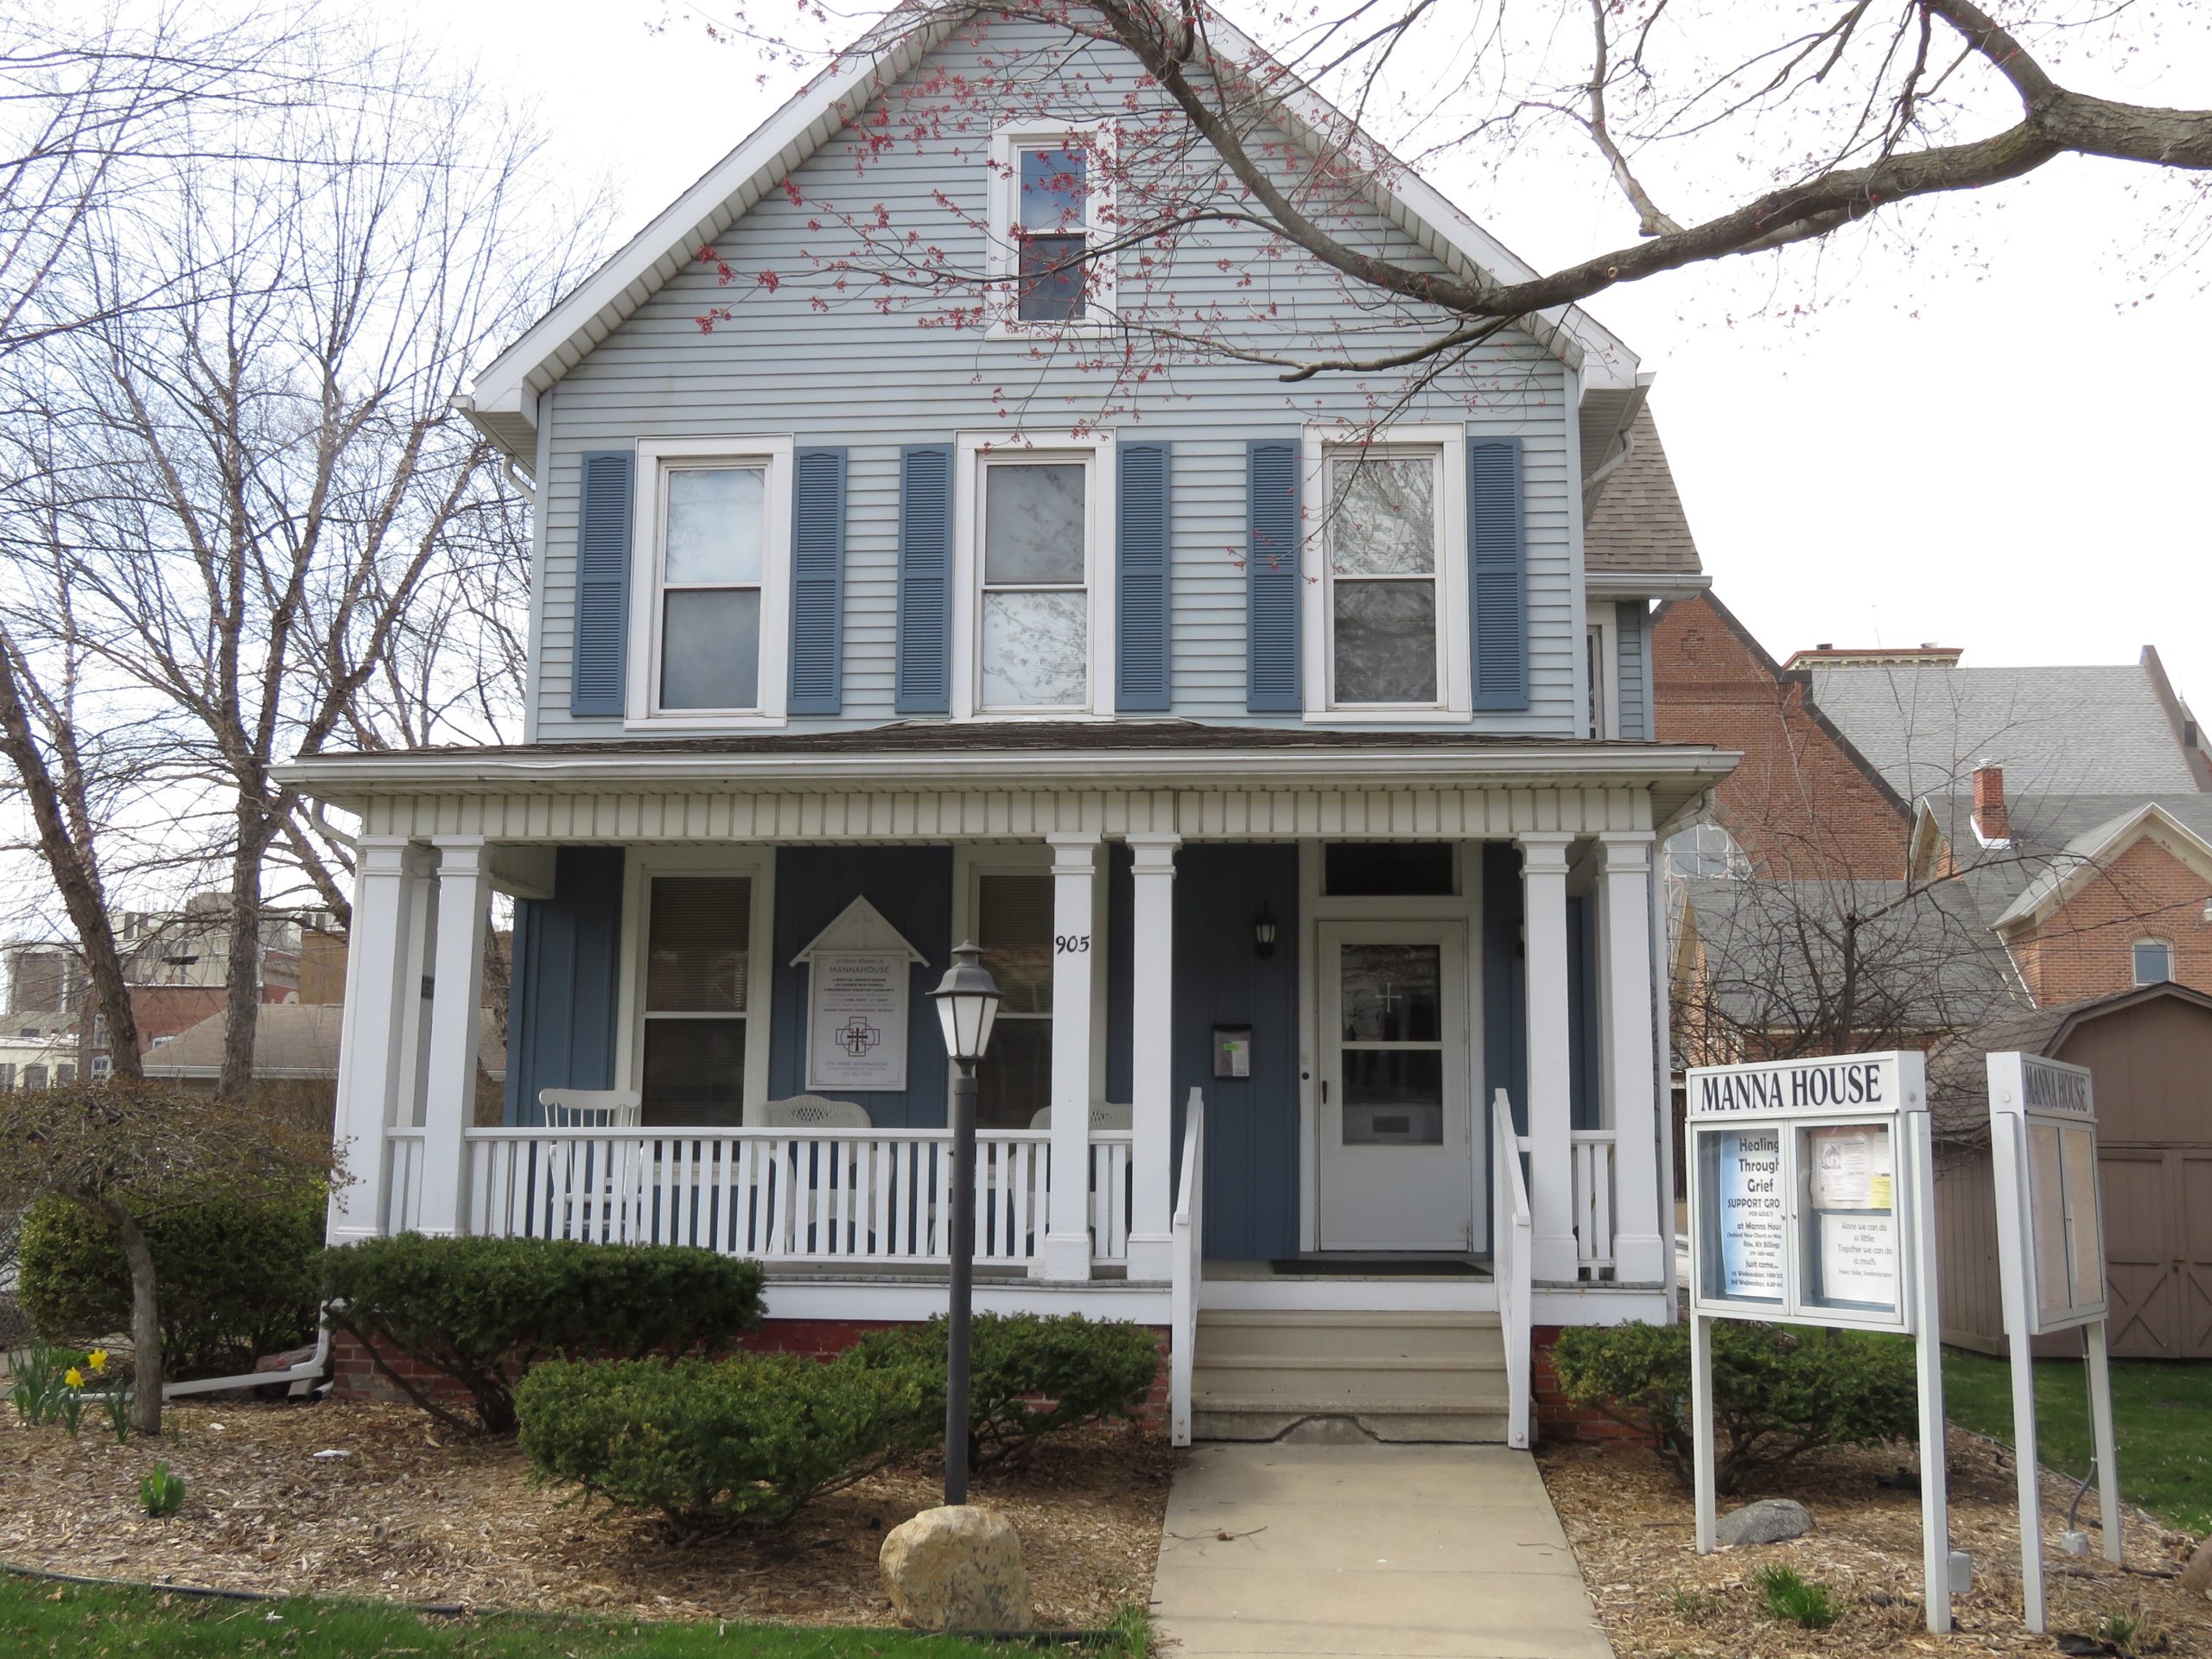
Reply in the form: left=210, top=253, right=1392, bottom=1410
left=791, top=897, right=927, bottom=1093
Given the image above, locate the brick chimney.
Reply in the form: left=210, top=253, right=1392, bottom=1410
left=1972, top=760, right=2010, bottom=845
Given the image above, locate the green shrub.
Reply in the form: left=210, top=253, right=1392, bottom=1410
left=316, top=1236, right=766, bottom=1436
left=18, top=1184, right=325, bottom=1380
left=1752, top=1565, right=1836, bottom=1630
left=849, top=1313, right=1160, bottom=1467
left=1552, top=1320, right=1916, bottom=1494
left=516, top=1353, right=919, bottom=1535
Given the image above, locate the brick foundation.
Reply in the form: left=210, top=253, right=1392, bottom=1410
left=332, top=1317, right=1175, bottom=1435
left=1531, top=1325, right=1660, bottom=1446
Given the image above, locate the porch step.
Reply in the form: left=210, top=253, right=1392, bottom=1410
left=1191, top=1308, right=1510, bottom=1444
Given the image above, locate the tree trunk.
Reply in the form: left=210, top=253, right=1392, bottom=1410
left=216, top=808, right=273, bottom=1101
left=0, top=638, right=143, bottom=1080
left=85, top=1195, right=163, bottom=1435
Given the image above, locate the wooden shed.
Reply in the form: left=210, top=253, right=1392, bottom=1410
left=1931, top=982, right=2212, bottom=1359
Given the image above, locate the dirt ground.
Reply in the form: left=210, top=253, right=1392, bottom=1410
left=0, top=1397, right=1177, bottom=1628
left=1541, top=1426, right=2212, bottom=1657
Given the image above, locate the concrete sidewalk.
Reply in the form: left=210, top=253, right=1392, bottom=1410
left=1149, top=1440, right=1611, bottom=1659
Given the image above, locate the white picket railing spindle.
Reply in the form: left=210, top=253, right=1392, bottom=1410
left=1571, top=1129, right=1617, bottom=1281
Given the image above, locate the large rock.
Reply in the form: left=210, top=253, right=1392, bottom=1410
left=1716, top=1498, right=1814, bottom=1547
left=880, top=1505, right=1033, bottom=1632
left=2181, top=1536, right=2212, bottom=1599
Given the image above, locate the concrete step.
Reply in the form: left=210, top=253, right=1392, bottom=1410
left=1194, top=1309, right=1505, bottom=1363
left=1189, top=1307, right=1511, bottom=1440
left=1191, top=1406, right=1513, bottom=1445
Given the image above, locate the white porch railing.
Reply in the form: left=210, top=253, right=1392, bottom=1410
left=1490, top=1089, right=1533, bottom=1451
left=381, top=1124, right=1136, bottom=1272
left=1571, top=1129, right=1617, bottom=1281
left=1168, top=1087, right=1205, bottom=1448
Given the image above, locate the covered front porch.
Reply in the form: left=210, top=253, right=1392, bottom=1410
left=302, top=730, right=1727, bottom=1439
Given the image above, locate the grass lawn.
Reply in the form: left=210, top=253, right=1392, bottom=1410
left=0, top=1574, right=1143, bottom=1658
left=1943, top=1347, right=2212, bottom=1535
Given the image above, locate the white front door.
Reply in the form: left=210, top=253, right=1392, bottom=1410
left=1317, top=921, right=1473, bottom=1250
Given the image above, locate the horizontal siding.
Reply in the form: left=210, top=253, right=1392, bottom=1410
left=537, top=17, right=1581, bottom=743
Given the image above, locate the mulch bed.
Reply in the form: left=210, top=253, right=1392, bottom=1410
left=0, top=1398, right=1177, bottom=1627
left=1541, top=1426, right=2212, bottom=1656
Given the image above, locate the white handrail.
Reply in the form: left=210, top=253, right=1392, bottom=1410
left=1491, top=1088, right=1533, bottom=1450
left=1168, top=1086, right=1205, bottom=1448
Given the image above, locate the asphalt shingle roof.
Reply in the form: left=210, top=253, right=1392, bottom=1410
left=1586, top=408, right=1702, bottom=577
left=1806, top=662, right=2201, bottom=800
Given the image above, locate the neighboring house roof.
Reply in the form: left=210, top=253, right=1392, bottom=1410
left=143, top=1002, right=507, bottom=1081
left=1988, top=800, right=2212, bottom=931
left=1926, top=980, right=2212, bottom=1141
left=460, top=2, right=1642, bottom=468
left=1916, top=791, right=2212, bottom=922
left=1806, top=659, right=2206, bottom=801
left=1677, top=875, right=2023, bottom=1040
left=1584, top=408, right=1705, bottom=585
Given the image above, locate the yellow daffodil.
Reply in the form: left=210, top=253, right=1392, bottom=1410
left=63, top=1367, right=85, bottom=1389
left=86, top=1350, right=108, bottom=1374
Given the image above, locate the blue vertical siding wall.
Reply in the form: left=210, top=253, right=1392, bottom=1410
left=1170, top=845, right=1300, bottom=1261
left=504, top=848, right=626, bottom=1125
left=767, top=847, right=953, bottom=1128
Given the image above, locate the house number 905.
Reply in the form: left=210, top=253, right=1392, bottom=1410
left=1054, top=934, right=1091, bottom=954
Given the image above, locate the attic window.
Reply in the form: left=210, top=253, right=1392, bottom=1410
left=991, top=126, right=1115, bottom=332
left=2133, top=940, right=2172, bottom=986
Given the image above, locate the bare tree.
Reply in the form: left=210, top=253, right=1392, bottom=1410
left=0, top=29, right=601, bottom=1096
left=668, top=2, right=2211, bottom=399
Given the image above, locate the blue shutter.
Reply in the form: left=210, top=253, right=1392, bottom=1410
left=1245, top=439, right=1301, bottom=713
left=894, top=443, right=954, bottom=715
left=786, top=446, right=848, bottom=715
left=1614, top=599, right=1650, bottom=740
left=570, top=450, right=634, bottom=717
left=1468, top=437, right=1528, bottom=711
left=1116, top=441, right=1172, bottom=711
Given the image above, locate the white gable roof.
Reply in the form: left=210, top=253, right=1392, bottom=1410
left=461, top=4, right=1643, bottom=467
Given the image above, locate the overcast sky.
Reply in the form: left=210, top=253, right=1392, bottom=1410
left=421, top=1, right=2211, bottom=710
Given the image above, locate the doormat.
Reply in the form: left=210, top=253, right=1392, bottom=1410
left=1266, top=1256, right=1488, bottom=1277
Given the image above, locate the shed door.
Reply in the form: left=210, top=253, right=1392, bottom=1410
left=2183, top=1153, right=2212, bottom=1358
left=2103, top=1149, right=2183, bottom=1358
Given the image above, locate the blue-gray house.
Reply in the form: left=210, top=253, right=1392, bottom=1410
left=290, top=2, right=1729, bottom=1446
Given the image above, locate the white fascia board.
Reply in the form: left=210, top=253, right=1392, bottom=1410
left=464, top=14, right=957, bottom=448
left=276, top=741, right=1740, bottom=799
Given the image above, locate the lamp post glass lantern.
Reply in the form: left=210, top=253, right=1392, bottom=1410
left=929, top=941, right=1001, bottom=1506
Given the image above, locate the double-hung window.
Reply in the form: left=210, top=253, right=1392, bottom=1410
left=1303, top=429, right=1471, bottom=716
left=629, top=437, right=792, bottom=726
left=975, top=871, right=1054, bottom=1129
left=990, top=126, right=1115, bottom=332
left=638, top=874, right=757, bottom=1127
left=955, top=435, right=1111, bottom=716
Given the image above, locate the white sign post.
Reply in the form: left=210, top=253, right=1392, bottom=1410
left=1685, top=1050, right=1952, bottom=1635
left=1986, top=1052, right=2120, bottom=1634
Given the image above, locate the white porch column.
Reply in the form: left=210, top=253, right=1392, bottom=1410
left=1040, top=832, right=1101, bottom=1281
left=418, top=836, right=492, bottom=1236
left=1597, top=832, right=1667, bottom=1284
left=1125, top=832, right=1179, bottom=1281
left=395, top=863, right=438, bottom=1128
left=328, top=836, right=427, bottom=1244
left=1517, top=832, right=1580, bottom=1281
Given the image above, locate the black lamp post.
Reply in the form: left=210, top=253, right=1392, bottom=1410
left=928, top=939, right=1001, bottom=1506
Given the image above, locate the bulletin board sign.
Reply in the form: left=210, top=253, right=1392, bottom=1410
left=1988, top=1052, right=2107, bottom=1333
left=1685, top=1052, right=1923, bottom=1333
left=804, top=950, right=912, bottom=1092
left=1684, top=1049, right=1954, bottom=1634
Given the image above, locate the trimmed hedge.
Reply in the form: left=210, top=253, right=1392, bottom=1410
left=516, top=1353, right=921, bottom=1535
left=850, top=1312, right=1160, bottom=1467
left=317, top=1236, right=766, bottom=1435
left=18, top=1183, right=324, bottom=1379
left=1552, top=1319, right=1916, bottom=1493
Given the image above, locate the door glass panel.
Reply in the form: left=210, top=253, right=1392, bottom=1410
left=1339, top=944, right=1440, bottom=1042
left=1341, top=1049, right=1444, bottom=1145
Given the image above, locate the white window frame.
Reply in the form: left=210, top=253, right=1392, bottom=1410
left=616, top=847, right=778, bottom=1123
left=952, top=430, right=1117, bottom=720
left=1583, top=605, right=1618, bottom=740
left=2131, top=938, right=2174, bottom=986
left=626, top=435, right=794, bottom=729
left=987, top=122, right=1118, bottom=339
left=1300, top=425, right=1471, bottom=720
